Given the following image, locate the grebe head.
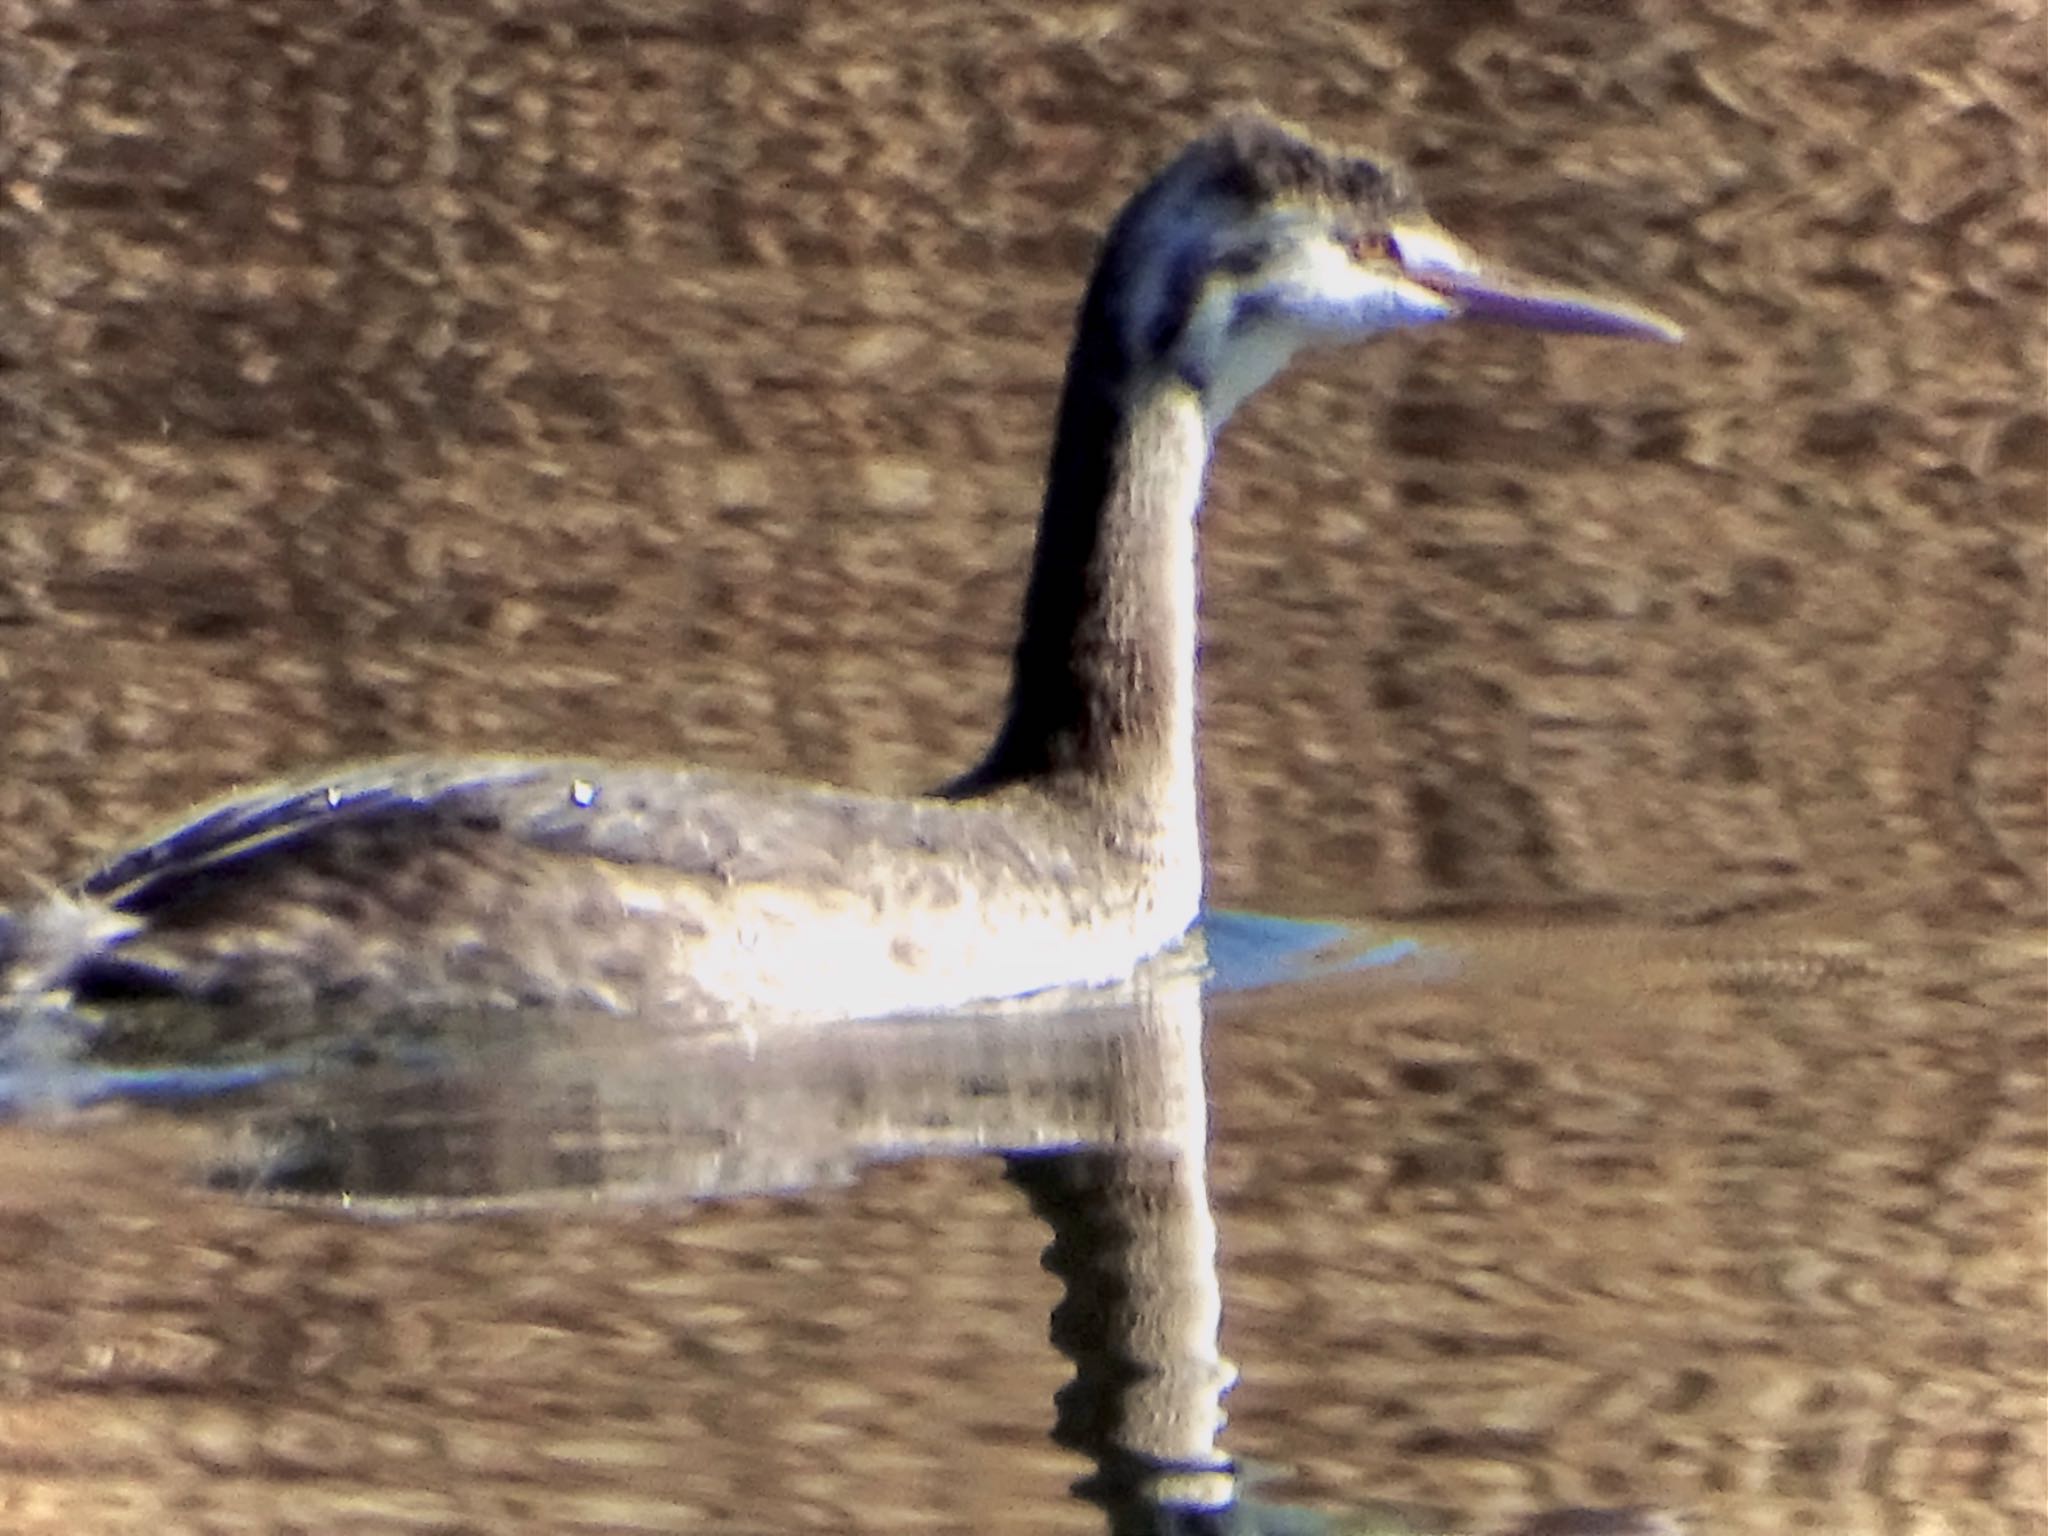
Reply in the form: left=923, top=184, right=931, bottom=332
left=1094, top=114, right=1683, bottom=429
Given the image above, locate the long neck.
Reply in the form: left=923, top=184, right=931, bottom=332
left=950, top=304, right=1211, bottom=861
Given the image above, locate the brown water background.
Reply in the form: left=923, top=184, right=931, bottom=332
left=0, top=2, right=2042, bottom=1532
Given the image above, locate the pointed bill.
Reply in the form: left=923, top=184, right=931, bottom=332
left=1417, top=269, right=1685, bottom=341
left=1391, top=218, right=1684, bottom=343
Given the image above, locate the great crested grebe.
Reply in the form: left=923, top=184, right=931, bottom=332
left=0, top=114, right=1678, bottom=1024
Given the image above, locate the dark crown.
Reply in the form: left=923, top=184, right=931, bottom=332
left=1169, top=112, right=1419, bottom=226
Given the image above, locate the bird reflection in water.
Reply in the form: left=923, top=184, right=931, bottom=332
left=1, top=915, right=1673, bottom=1536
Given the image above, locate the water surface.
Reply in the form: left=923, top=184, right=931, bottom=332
left=0, top=908, right=2039, bottom=1535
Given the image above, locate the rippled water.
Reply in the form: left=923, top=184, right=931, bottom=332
left=0, top=908, right=2040, bottom=1535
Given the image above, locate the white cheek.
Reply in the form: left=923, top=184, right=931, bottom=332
left=1287, top=238, right=1454, bottom=332
left=1168, top=288, right=1304, bottom=430
left=1203, top=322, right=1304, bottom=428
